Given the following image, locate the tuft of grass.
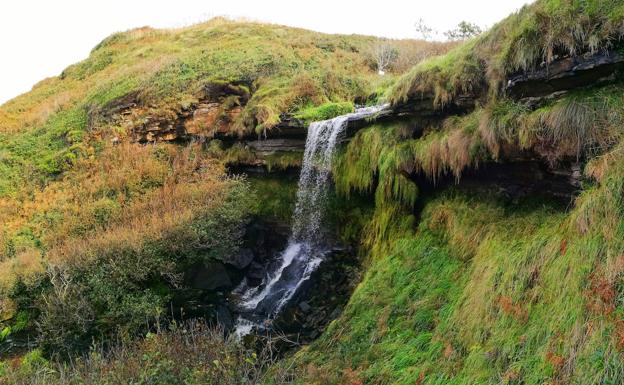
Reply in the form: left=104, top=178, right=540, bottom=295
left=294, top=101, right=355, bottom=125
left=387, top=39, right=484, bottom=107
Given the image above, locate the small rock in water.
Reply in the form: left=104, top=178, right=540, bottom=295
left=298, top=301, right=312, bottom=313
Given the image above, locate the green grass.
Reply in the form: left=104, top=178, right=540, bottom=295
left=387, top=39, right=483, bottom=107
left=293, top=3, right=624, bottom=381
left=296, top=187, right=624, bottom=384
left=294, top=101, right=355, bottom=124
left=0, top=106, right=87, bottom=196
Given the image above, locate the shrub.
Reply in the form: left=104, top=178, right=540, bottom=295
left=0, top=321, right=296, bottom=385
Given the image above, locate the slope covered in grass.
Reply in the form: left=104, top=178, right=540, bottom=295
left=0, top=18, right=442, bottom=199
left=0, top=142, right=257, bottom=355
left=298, top=183, right=624, bottom=384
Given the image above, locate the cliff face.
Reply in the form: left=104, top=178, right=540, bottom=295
left=94, top=46, right=623, bottom=201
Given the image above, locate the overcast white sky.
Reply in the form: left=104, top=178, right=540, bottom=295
left=0, top=0, right=533, bottom=105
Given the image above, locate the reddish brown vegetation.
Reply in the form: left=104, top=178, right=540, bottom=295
left=497, top=296, right=528, bottom=322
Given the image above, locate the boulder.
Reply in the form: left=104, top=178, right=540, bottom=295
left=298, top=301, right=312, bottom=313
left=245, top=261, right=266, bottom=283
left=189, top=262, right=232, bottom=291
left=215, top=305, right=234, bottom=330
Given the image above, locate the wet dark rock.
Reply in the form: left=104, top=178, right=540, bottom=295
left=215, top=305, right=234, bottom=330
left=245, top=262, right=267, bottom=284
left=329, top=308, right=342, bottom=320
left=246, top=139, right=306, bottom=155
left=169, top=217, right=290, bottom=333
left=227, top=248, right=255, bottom=269
left=410, top=157, right=582, bottom=203
left=269, top=247, right=360, bottom=344
left=0, top=334, right=37, bottom=359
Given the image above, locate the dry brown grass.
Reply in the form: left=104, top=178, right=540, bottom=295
left=388, top=40, right=458, bottom=73
left=0, top=142, right=231, bottom=292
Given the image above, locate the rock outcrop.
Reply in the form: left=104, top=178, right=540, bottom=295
left=506, top=50, right=624, bottom=100
left=91, top=50, right=624, bottom=182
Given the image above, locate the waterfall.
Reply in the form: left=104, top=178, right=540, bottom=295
left=234, top=105, right=388, bottom=336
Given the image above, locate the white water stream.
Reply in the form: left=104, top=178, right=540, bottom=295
left=234, top=105, right=388, bottom=336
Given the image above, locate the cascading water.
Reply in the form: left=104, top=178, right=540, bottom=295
left=234, top=105, right=388, bottom=336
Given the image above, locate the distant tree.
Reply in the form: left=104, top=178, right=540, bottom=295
left=415, top=18, right=435, bottom=40
left=444, top=21, right=483, bottom=41
left=370, top=41, right=399, bottom=75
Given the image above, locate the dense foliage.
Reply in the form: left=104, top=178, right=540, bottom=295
left=1, top=143, right=255, bottom=356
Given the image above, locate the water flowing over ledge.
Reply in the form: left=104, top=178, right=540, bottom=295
left=233, top=105, right=388, bottom=336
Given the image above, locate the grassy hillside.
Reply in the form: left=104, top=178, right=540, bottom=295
left=298, top=185, right=624, bottom=384
left=0, top=18, right=443, bottom=198
left=4, top=1, right=624, bottom=384
left=0, top=16, right=441, bottom=376
left=0, top=20, right=442, bottom=314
